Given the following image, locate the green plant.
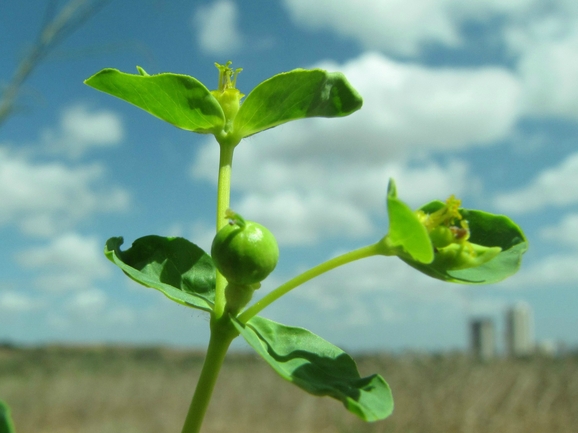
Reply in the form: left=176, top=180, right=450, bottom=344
left=0, top=400, right=15, bottom=433
left=79, top=61, right=527, bottom=433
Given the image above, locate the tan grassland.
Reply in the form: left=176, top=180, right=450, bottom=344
left=1, top=346, right=577, bottom=433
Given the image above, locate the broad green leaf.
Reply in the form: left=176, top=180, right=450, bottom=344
left=400, top=201, right=528, bottom=284
left=85, top=68, right=225, bottom=133
left=105, top=236, right=216, bottom=311
left=232, top=316, right=393, bottom=422
left=234, top=69, right=363, bottom=138
left=0, top=401, right=15, bottom=433
left=387, top=179, right=433, bottom=263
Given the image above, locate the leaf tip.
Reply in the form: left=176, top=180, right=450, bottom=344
left=104, top=236, right=124, bottom=261
left=387, top=178, right=397, bottom=199
left=136, top=66, right=149, bottom=76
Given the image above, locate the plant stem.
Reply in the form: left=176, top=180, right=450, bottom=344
left=181, top=131, right=240, bottom=433
left=214, top=142, right=236, bottom=318
left=216, top=143, right=235, bottom=232
left=180, top=317, right=237, bottom=433
left=238, top=242, right=384, bottom=323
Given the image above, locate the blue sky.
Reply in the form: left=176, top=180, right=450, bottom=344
left=1, top=0, right=578, bottom=352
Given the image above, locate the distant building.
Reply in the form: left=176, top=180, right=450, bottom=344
left=506, top=303, right=534, bottom=357
left=470, top=319, right=495, bottom=360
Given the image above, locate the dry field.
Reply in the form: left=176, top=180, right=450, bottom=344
left=0, top=345, right=577, bottom=433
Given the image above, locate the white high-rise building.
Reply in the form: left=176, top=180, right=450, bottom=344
left=506, top=303, right=534, bottom=357
left=470, top=318, right=495, bottom=361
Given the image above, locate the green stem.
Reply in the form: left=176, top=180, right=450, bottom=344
left=216, top=143, right=235, bottom=232
left=180, top=317, right=237, bottom=433
left=238, top=242, right=384, bottom=323
left=214, top=141, right=236, bottom=318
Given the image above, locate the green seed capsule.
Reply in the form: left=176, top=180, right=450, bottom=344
left=429, top=225, right=455, bottom=249
left=211, top=212, right=279, bottom=286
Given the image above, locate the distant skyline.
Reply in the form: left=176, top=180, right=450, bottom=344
left=1, top=0, right=578, bottom=351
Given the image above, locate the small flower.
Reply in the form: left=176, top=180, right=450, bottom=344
left=417, top=195, right=501, bottom=271
left=211, top=61, right=244, bottom=126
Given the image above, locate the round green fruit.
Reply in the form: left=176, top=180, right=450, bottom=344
left=211, top=216, right=279, bottom=286
left=429, top=225, right=455, bottom=249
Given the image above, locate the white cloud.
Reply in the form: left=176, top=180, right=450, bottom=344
left=510, top=20, right=578, bottom=119
left=505, top=2, right=578, bottom=55
left=455, top=0, right=537, bottom=15
left=42, top=104, right=123, bottom=158
left=0, top=291, right=43, bottom=313
left=193, top=53, right=518, bottom=245
left=105, top=306, right=136, bottom=325
left=494, top=152, right=578, bottom=213
left=283, top=0, right=578, bottom=120
left=501, top=253, right=578, bottom=288
left=192, top=0, right=242, bottom=55
left=0, top=146, right=129, bottom=236
left=194, top=138, right=474, bottom=246
left=190, top=220, right=216, bottom=253
left=65, top=289, right=108, bottom=313
left=16, top=233, right=111, bottom=292
left=235, top=191, right=374, bottom=246
left=540, top=213, right=578, bottom=247
left=284, top=0, right=460, bottom=56
left=164, top=220, right=215, bottom=253
left=283, top=253, right=468, bottom=327
left=45, top=292, right=134, bottom=330
left=314, top=54, right=521, bottom=155
left=498, top=2, right=578, bottom=119
left=283, top=0, right=537, bottom=57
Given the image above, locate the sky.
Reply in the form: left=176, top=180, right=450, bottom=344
left=1, top=0, right=578, bottom=353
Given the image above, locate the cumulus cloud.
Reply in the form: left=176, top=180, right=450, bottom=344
left=65, top=289, right=108, bottom=313
left=235, top=191, right=375, bottom=246
left=501, top=253, right=578, bottom=288
left=0, top=146, right=129, bottom=236
left=494, top=152, right=578, bottom=213
left=514, top=28, right=578, bottom=119
left=192, top=0, right=242, bottom=55
left=15, top=233, right=111, bottom=292
left=498, top=2, right=578, bottom=120
left=283, top=0, right=578, bottom=120
left=46, top=292, right=135, bottom=331
left=281, top=252, right=469, bottom=327
left=0, top=291, right=43, bottom=313
left=283, top=0, right=537, bottom=56
left=193, top=137, right=474, bottom=246
left=192, top=53, right=518, bottom=245
left=284, top=0, right=460, bottom=56
left=313, top=54, right=521, bottom=157
left=42, top=104, right=123, bottom=158
left=189, top=220, right=218, bottom=253
left=540, top=213, right=578, bottom=247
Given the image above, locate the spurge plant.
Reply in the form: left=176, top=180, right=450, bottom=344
left=0, top=61, right=528, bottom=433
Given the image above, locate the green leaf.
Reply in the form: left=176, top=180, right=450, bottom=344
left=400, top=201, right=528, bottom=284
left=386, top=179, right=433, bottom=263
left=85, top=68, right=225, bottom=133
left=232, top=316, right=393, bottom=422
left=105, top=236, right=216, bottom=311
left=0, top=401, right=15, bottom=433
left=234, top=69, right=363, bottom=138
